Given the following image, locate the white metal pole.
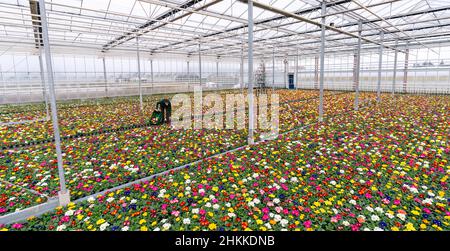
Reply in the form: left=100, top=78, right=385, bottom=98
left=272, top=46, right=275, bottom=90
left=354, top=20, right=362, bottom=111
left=403, top=42, right=409, bottom=94
left=314, top=56, right=319, bottom=90
left=216, top=59, right=219, bottom=77
left=240, top=44, right=244, bottom=89
left=38, top=0, right=69, bottom=205
left=247, top=0, right=254, bottom=145
left=284, top=58, right=287, bottom=89
left=136, top=36, right=143, bottom=111
left=392, top=39, right=398, bottom=96
left=150, top=59, right=154, bottom=91
left=38, top=48, right=50, bottom=120
left=318, top=2, right=326, bottom=122
left=102, top=56, right=108, bottom=96
left=295, top=48, right=299, bottom=89
left=199, top=42, right=202, bottom=88
left=377, top=31, right=384, bottom=103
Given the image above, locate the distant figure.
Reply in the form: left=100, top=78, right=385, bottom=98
left=156, top=98, right=172, bottom=124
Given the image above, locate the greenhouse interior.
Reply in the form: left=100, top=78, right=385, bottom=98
left=0, top=0, right=449, bottom=233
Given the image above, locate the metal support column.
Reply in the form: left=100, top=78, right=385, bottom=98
left=318, top=2, right=326, bottom=122
left=187, top=60, right=190, bottom=74
left=199, top=42, right=202, bottom=88
left=272, top=46, right=275, bottom=89
left=403, top=42, right=409, bottom=94
left=38, top=0, right=69, bottom=205
left=136, top=36, right=143, bottom=111
left=314, top=56, right=319, bottom=90
left=377, top=31, right=384, bottom=103
left=102, top=56, right=108, bottom=97
left=216, top=58, right=219, bottom=78
left=238, top=44, right=243, bottom=89
left=247, top=0, right=254, bottom=145
left=295, top=48, right=299, bottom=89
left=392, top=39, right=398, bottom=96
left=38, top=48, right=50, bottom=120
left=354, top=21, right=362, bottom=111
left=150, top=59, right=154, bottom=91
left=284, top=58, right=288, bottom=89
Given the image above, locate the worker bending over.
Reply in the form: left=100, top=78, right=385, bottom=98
left=156, top=98, right=172, bottom=124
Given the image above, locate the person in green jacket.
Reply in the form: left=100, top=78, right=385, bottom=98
left=156, top=98, right=172, bottom=124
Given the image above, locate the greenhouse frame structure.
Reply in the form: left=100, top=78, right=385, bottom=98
left=0, top=0, right=450, bottom=224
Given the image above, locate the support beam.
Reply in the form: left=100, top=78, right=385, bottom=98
left=38, top=0, right=69, bottom=206
left=38, top=48, right=49, bottom=120
left=318, top=2, right=326, bottom=122
left=392, top=40, right=398, bottom=96
left=187, top=60, right=190, bottom=74
left=247, top=0, right=254, bottom=145
left=102, top=0, right=204, bottom=52
left=28, top=0, right=43, bottom=49
left=354, top=21, right=362, bottom=111
left=403, top=42, right=409, bottom=93
left=136, top=36, right=143, bottom=111
left=238, top=0, right=399, bottom=52
left=156, top=0, right=352, bottom=52
left=377, top=32, right=384, bottom=103
left=102, top=56, right=108, bottom=96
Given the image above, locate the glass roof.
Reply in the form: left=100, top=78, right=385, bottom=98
left=0, top=0, right=449, bottom=58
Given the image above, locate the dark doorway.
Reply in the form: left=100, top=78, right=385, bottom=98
left=288, top=74, right=295, bottom=89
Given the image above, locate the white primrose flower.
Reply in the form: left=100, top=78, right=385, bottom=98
left=371, top=215, right=380, bottom=221
left=64, top=210, right=75, bottom=216
left=100, top=222, right=110, bottom=231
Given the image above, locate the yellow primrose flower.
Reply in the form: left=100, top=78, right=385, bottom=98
left=208, top=223, right=217, bottom=230
left=96, top=219, right=106, bottom=225
left=405, top=223, right=416, bottom=231
left=140, top=226, right=148, bottom=231
left=139, top=219, right=146, bottom=225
